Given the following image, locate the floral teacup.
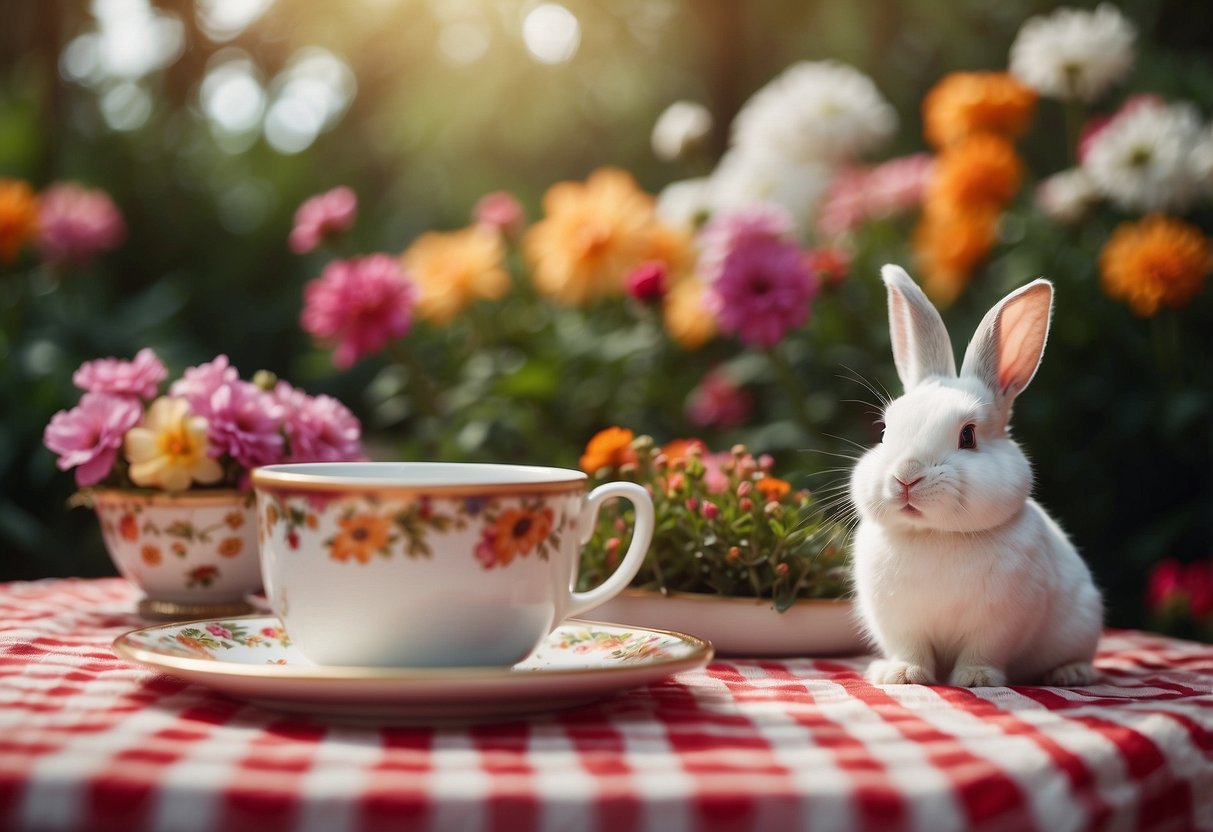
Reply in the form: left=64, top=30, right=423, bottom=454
left=252, top=462, right=655, bottom=668
left=90, top=489, right=261, bottom=619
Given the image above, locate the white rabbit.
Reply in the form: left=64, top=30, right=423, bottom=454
left=849, top=265, right=1102, bottom=687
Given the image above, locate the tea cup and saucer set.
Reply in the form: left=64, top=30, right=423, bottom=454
left=113, top=462, right=713, bottom=722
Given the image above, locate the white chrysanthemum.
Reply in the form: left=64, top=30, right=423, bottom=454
left=1009, top=3, right=1136, bottom=102
left=730, top=61, right=896, bottom=164
left=655, top=177, right=713, bottom=229
left=1034, top=168, right=1098, bottom=224
left=651, top=100, right=713, bottom=162
left=1082, top=99, right=1203, bottom=212
left=708, top=147, right=834, bottom=230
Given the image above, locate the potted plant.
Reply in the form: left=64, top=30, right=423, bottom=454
left=43, top=348, right=364, bottom=619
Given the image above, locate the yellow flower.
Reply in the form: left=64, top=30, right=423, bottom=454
left=124, top=397, right=224, bottom=491
left=1100, top=216, right=1210, bottom=316
left=923, top=72, right=1037, bottom=149
left=0, top=179, right=38, bottom=264
left=523, top=168, right=657, bottom=304
left=663, top=276, right=717, bottom=349
left=402, top=225, right=509, bottom=325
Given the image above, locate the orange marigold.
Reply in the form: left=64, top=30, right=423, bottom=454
left=754, top=476, right=792, bottom=502
left=1100, top=216, right=1211, bottom=317
left=923, top=72, right=1037, bottom=149
left=662, top=276, right=717, bottom=349
left=523, top=168, right=658, bottom=304
left=329, top=513, right=393, bottom=564
left=927, top=134, right=1023, bottom=210
left=912, top=207, right=1000, bottom=305
left=0, top=179, right=38, bottom=264
left=580, top=426, right=637, bottom=474
left=402, top=224, right=510, bottom=325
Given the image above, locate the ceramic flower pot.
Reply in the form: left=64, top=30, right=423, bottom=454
left=89, top=489, right=262, bottom=620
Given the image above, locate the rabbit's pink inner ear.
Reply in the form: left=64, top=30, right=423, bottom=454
left=996, top=284, right=1052, bottom=397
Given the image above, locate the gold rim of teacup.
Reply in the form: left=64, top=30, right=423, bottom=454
left=251, top=464, right=588, bottom=497
left=83, top=488, right=253, bottom=507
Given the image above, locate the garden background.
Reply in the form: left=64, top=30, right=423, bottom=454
left=2, top=0, right=1211, bottom=634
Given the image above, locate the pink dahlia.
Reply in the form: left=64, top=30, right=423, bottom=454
left=274, top=382, right=364, bottom=463
left=686, top=369, right=752, bottom=429
left=72, top=347, right=166, bottom=400
left=169, top=355, right=239, bottom=419
left=37, top=183, right=126, bottom=265
left=473, top=191, right=526, bottom=238
left=289, top=186, right=357, bottom=255
left=710, top=234, right=819, bottom=348
left=301, top=254, right=416, bottom=368
left=697, top=203, right=794, bottom=284
left=43, top=392, right=143, bottom=487
left=204, top=380, right=285, bottom=470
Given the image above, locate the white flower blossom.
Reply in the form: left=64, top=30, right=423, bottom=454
left=1009, top=4, right=1136, bottom=102
left=1082, top=99, right=1203, bottom=213
left=655, top=177, right=714, bottom=229
left=730, top=61, right=896, bottom=165
left=651, top=100, right=713, bottom=163
left=708, top=146, right=834, bottom=231
left=1035, top=168, right=1098, bottom=224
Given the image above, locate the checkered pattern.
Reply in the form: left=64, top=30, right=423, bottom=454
left=1, top=578, right=1211, bottom=831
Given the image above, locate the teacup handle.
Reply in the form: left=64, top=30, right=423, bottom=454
left=565, top=481, right=655, bottom=619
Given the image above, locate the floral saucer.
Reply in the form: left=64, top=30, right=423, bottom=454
left=112, top=616, right=712, bottom=723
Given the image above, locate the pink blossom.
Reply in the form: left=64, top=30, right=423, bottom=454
left=301, top=254, right=416, bottom=368
left=686, top=369, right=752, bottom=429
left=204, top=380, right=285, bottom=470
left=625, top=261, right=669, bottom=303
left=817, top=154, right=933, bottom=237
left=697, top=203, right=793, bottom=284
left=1149, top=558, right=1213, bottom=619
left=701, top=452, right=731, bottom=494
left=473, top=191, right=526, bottom=237
left=169, top=355, right=239, bottom=418
left=36, top=183, right=126, bottom=264
left=43, top=392, right=143, bottom=487
left=289, top=186, right=357, bottom=254
left=274, top=382, right=365, bottom=463
left=206, top=624, right=232, bottom=639
left=709, top=232, right=819, bottom=348
left=701, top=500, right=720, bottom=520
left=73, top=348, right=166, bottom=400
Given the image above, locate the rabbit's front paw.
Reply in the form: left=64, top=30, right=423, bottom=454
left=1042, top=661, right=1099, bottom=687
left=867, top=659, right=934, bottom=685
left=949, top=664, right=1006, bottom=687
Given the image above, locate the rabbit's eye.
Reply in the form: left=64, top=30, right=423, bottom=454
left=959, top=424, right=977, bottom=450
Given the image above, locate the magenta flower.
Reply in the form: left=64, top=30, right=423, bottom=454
left=625, top=261, right=669, bottom=303
left=37, top=183, right=126, bottom=265
left=73, top=348, right=166, bottom=400
left=204, top=380, right=285, bottom=470
left=289, top=186, right=357, bottom=254
left=301, top=254, right=416, bottom=369
left=274, top=382, right=365, bottom=463
left=697, top=203, right=794, bottom=284
left=43, top=392, right=143, bottom=487
left=686, top=369, right=752, bottom=429
left=169, top=355, right=239, bottom=418
left=710, top=234, right=819, bottom=348
left=473, top=191, right=526, bottom=237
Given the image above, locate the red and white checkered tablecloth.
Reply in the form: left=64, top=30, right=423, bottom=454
left=1, top=578, right=1211, bottom=832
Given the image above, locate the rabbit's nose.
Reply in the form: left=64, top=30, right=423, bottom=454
left=894, top=475, right=924, bottom=497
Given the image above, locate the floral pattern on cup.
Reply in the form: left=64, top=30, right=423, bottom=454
left=261, top=491, right=572, bottom=569
left=90, top=490, right=261, bottom=603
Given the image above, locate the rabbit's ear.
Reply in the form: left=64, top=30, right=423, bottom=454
left=882, top=264, right=956, bottom=390
left=961, top=278, right=1053, bottom=412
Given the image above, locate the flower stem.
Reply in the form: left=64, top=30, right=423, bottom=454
left=387, top=339, right=443, bottom=457
left=766, top=344, right=816, bottom=443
